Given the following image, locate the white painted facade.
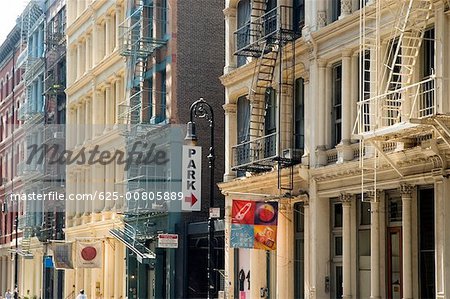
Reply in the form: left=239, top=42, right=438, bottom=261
left=219, top=0, right=450, bottom=298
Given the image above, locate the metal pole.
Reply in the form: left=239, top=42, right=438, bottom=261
left=14, top=216, right=18, bottom=291
left=188, top=98, right=215, bottom=299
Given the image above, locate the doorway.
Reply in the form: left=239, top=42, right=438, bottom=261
left=387, top=227, right=402, bottom=299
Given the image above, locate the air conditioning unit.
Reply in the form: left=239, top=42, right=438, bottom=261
left=282, top=148, right=303, bottom=163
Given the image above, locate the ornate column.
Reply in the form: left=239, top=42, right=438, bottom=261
left=114, top=77, right=121, bottom=126
left=400, top=183, right=414, bottom=299
left=76, top=104, right=82, bottom=146
left=85, top=97, right=91, bottom=141
left=104, top=84, right=112, bottom=131
left=222, top=103, right=236, bottom=182
left=85, top=33, right=91, bottom=72
left=92, top=85, right=102, bottom=136
left=276, top=199, right=294, bottom=299
left=76, top=42, right=82, bottom=80
left=66, top=172, right=76, bottom=223
left=223, top=7, right=237, bottom=73
left=317, top=0, right=327, bottom=29
left=115, top=4, right=122, bottom=51
left=340, top=0, right=352, bottom=19
left=316, top=60, right=327, bottom=166
left=105, top=15, right=111, bottom=55
left=337, top=50, right=354, bottom=162
left=92, top=16, right=99, bottom=65
left=113, top=242, right=124, bottom=299
left=341, top=193, right=353, bottom=299
left=369, top=191, right=381, bottom=299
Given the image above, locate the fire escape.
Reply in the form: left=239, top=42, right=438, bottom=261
left=15, top=1, right=46, bottom=258
left=40, top=6, right=67, bottom=244
left=231, top=0, right=298, bottom=190
left=111, top=0, right=168, bottom=263
left=354, top=0, right=450, bottom=200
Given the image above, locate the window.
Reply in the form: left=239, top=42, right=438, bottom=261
left=358, top=198, right=371, bottom=298
left=295, top=78, right=305, bottom=150
left=422, top=28, right=435, bottom=78
left=293, top=0, right=305, bottom=35
left=236, top=95, right=250, bottom=175
left=264, top=88, right=276, bottom=158
left=331, top=0, right=341, bottom=22
left=236, top=0, right=251, bottom=67
left=294, top=203, right=305, bottom=299
left=158, top=70, right=166, bottom=123
left=331, top=201, right=343, bottom=299
left=332, top=63, right=342, bottom=147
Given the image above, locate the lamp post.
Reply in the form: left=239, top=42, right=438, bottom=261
left=185, top=98, right=216, bottom=299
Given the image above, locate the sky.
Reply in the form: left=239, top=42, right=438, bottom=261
left=0, top=0, right=29, bottom=46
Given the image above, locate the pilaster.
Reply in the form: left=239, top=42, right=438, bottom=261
left=400, top=183, right=414, bottom=299
left=340, top=193, right=353, bottom=299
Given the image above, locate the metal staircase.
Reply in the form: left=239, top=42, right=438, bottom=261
left=232, top=3, right=298, bottom=175
left=249, top=44, right=278, bottom=140
left=354, top=0, right=450, bottom=200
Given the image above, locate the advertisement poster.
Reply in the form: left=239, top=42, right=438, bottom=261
left=230, top=200, right=278, bottom=250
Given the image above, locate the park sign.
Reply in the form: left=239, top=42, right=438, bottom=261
left=182, top=145, right=202, bottom=211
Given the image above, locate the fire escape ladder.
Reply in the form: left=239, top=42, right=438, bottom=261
left=356, top=0, right=435, bottom=200
left=383, top=0, right=433, bottom=92
left=249, top=43, right=278, bottom=140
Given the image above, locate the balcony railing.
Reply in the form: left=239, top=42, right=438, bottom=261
left=355, top=76, right=437, bottom=137
left=119, top=4, right=168, bottom=57
left=235, top=6, right=296, bottom=57
left=232, top=132, right=277, bottom=171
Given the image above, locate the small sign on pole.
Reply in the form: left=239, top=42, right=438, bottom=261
left=158, top=234, right=179, bottom=249
left=209, top=207, right=220, bottom=219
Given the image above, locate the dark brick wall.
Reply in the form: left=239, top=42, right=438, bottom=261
left=176, top=0, right=225, bottom=222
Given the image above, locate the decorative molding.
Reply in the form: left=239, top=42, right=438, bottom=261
left=340, top=192, right=352, bottom=205
left=223, top=7, right=236, bottom=18
left=222, top=103, right=236, bottom=114
left=341, top=0, right=353, bottom=16
left=317, top=10, right=327, bottom=29
left=400, top=183, right=414, bottom=197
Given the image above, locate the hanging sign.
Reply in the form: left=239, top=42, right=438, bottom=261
left=230, top=200, right=278, bottom=250
left=182, top=145, right=202, bottom=211
left=53, top=243, right=74, bottom=269
left=76, top=241, right=103, bottom=268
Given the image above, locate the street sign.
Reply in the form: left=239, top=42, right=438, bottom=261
left=210, top=207, right=220, bottom=218
left=182, top=145, right=202, bottom=211
left=158, top=234, right=179, bottom=248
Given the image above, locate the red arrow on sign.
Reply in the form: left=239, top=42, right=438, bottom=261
left=184, top=193, right=198, bottom=207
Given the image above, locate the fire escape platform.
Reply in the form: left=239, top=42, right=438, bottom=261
left=110, top=224, right=156, bottom=264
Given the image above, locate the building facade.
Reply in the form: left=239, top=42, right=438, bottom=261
left=110, top=0, right=226, bottom=298
left=65, top=0, right=127, bottom=297
left=0, top=23, right=25, bottom=298
left=219, top=0, right=450, bottom=298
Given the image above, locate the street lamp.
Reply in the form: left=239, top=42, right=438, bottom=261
left=185, top=98, right=216, bottom=299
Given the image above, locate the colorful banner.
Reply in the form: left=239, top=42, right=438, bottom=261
left=76, top=241, right=103, bottom=268
left=230, top=200, right=278, bottom=250
left=53, top=243, right=74, bottom=269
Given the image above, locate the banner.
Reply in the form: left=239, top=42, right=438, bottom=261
left=53, top=243, right=74, bottom=269
left=182, top=145, right=202, bottom=211
left=76, top=241, right=102, bottom=268
left=230, top=200, right=278, bottom=250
